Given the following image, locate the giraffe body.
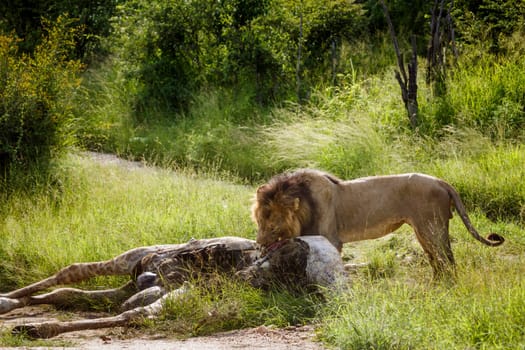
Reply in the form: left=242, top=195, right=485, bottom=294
left=1, top=236, right=345, bottom=338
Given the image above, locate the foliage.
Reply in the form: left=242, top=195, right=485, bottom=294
left=363, top=0, right=431, bottom=35
left=109, top=0, right=366, bottom=112
left=449, top=56, right=525, bottom=137
left=142, top=89, right=270, bottom=179
left=454, top=0, right=525, bottom=52
left=0, top=16, right=83, bottom=189
left=0, top=0, right=121, bottom=60
left=415, top=35, right=525, bottom=136
left=110, top=0, right=274, bottom=112
left=75, top=35, right=525, bottom=216
left=429, top=143, right=525, bottom=222
left=72, top=58, right=137, bottom=153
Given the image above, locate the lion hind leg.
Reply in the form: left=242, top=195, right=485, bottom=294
left=412, top=216, right=455, bottom=279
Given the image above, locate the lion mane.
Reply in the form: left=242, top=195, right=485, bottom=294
left=252, top=169, right=504, bottom=277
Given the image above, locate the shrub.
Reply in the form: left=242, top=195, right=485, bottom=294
left=0, top=16, right=83, bottom=188
left=447, top=56, right=525, bottom=138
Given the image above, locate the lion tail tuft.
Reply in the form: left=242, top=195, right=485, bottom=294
left=485, top=233, right=505, bottom=246
left=441, top=179, right=505, bottom=247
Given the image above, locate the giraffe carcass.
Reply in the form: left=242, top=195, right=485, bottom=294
left=0, top=236, right=345, bottom=338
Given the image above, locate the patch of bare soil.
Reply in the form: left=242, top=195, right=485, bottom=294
left=1, top=306, right=326, bottom=350
left=80, top=324, right=325, bottom=350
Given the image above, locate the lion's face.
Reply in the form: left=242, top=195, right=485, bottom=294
left=251, top=185, right=304, bottom=247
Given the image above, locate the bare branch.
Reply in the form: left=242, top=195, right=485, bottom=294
left=381, top=0, right=418, bottom=128
left=380, top=0, right=407, bottom=84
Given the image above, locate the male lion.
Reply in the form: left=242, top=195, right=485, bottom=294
left=252, top=169, right=504, bottom=277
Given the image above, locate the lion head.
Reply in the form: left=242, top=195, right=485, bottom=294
left=251, top=172, right=316, bottom=247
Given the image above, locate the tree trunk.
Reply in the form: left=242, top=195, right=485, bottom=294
left=426, top=0, right=458, bottom=95
left=380, top=0, right=418, bottom=129
left=296, top=3, right=304, bottom=103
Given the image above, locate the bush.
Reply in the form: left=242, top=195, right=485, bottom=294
left=447, top=55, right=525, bottom=138
left=107, top=0, right=367, bottom=113
left=0, top=0, right=118, bottom=60
left=0, top=16, right=83, bottom=188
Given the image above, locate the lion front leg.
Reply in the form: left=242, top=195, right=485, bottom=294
left=315, top=213, right=342, bottom=252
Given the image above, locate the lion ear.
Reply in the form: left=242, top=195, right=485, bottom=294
left=256, top=185, right=268, bottom=198
left=293, top=197, right=300, bottom=211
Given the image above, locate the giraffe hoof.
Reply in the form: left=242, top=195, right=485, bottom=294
left=0, top=297, right=22, bottom=314
left=12, top=323, right=59, bottom=339
left=137, top=272, right=158, bottom=290
left=12, top=324, right=42, bottom=338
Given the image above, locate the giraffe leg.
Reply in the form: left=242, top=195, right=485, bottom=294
left=0, top=281, right=137, bottom=315
left=12, top=284, right=190, bottom=338
left=0, top=246, right=170, bottom=300
left=28, top=280, right=138, bottom=309
left=0, top=261, right=115, bottom=300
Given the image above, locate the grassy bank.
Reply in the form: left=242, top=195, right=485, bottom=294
left=0, top=154, right=256, bottom=291
left=322, top=218, right=525, bottom=349
left=73, top=44, right=525, bottom=223
left=320, top=269, right=525, bottom=349
left=1, top=153, right=524, bottom=348
left=0, top=154, right=320, bottom=346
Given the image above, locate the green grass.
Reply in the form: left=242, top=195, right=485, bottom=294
left=2, top=31, right=525, bottom=348
left=1, top=152, right=524, bottom=349
left=0, top=333, right=73, bottom=348
left=151, top=277, right=321, bottom=337
left=323, top=218, right=525, bottom=350
left=320, top=251, right=525, bottom=349
left=320, top=273, right=525, bottom=349
left=0, top=153, right=256, bottom=291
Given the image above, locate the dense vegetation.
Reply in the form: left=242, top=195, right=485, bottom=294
left=1, top=0, right=524, bottom=348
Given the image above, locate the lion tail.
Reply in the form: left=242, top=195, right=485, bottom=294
left=440, top=180, right=505, bottom=247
